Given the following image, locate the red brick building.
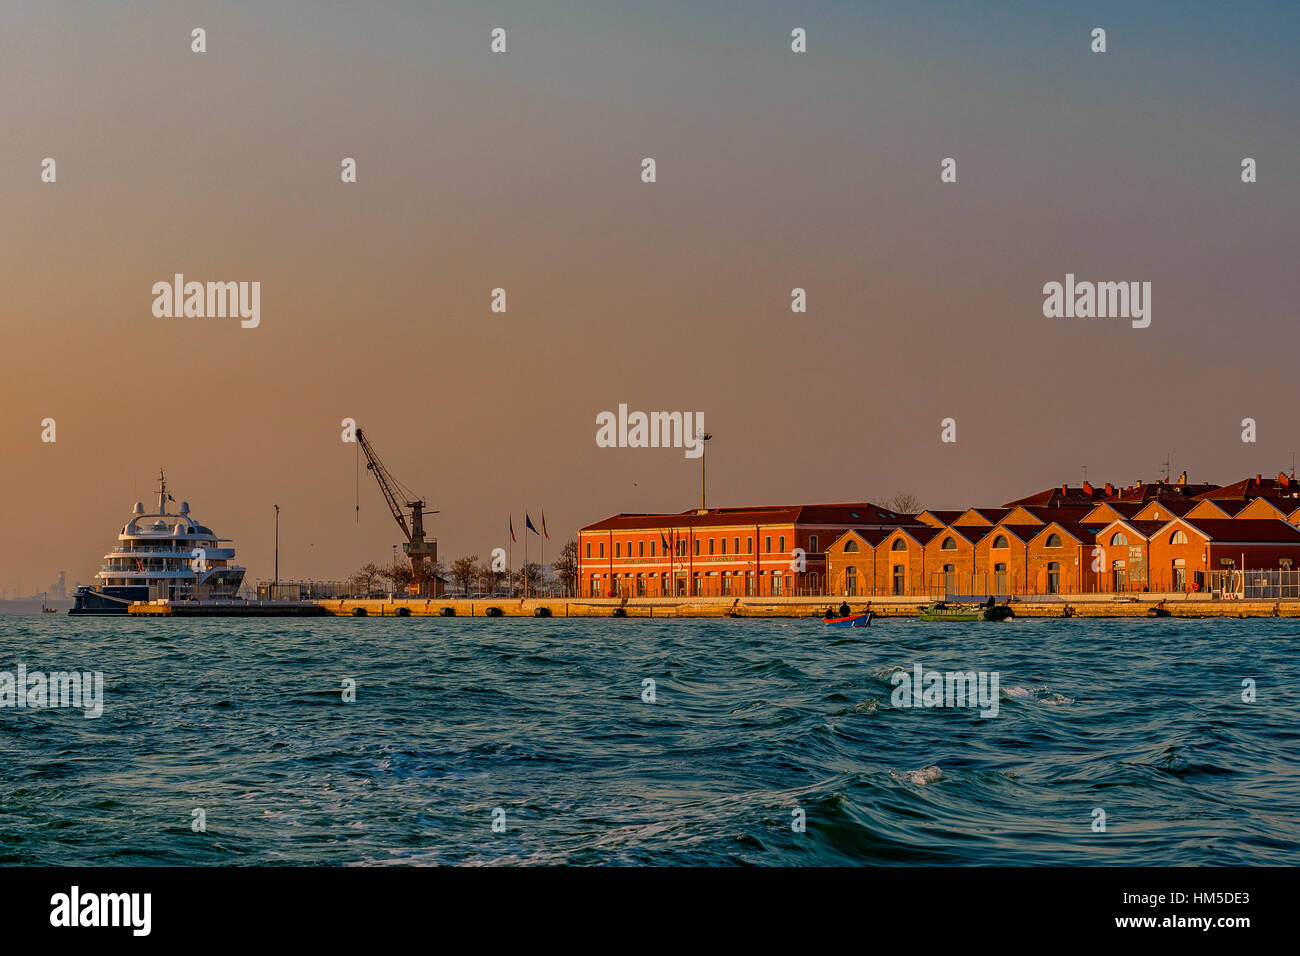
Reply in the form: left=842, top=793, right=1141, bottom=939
left=576, top=503, right=919, bottom=598
left=579, top=472, right=1300, bottom=599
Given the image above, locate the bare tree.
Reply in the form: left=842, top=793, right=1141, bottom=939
left=514, top=561, right=543, bottom=595
left=552, top=540, right=579, bottom=595
left=884, top=492, right=922, bottom=514
left=351, top=562, right=384, bottom=596
left=476, top=560, right=504, bottom=596
left=383, top=560, right=414, bottom=594
left=450, top=555, right=478, bottom=595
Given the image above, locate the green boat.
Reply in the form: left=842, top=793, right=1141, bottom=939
left=918, top=602, right=1014, bottom=622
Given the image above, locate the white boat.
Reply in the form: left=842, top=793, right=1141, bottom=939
left=70, top=469, right=246, bottom=614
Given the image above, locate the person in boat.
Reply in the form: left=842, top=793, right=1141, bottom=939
left=986, top=595, right=995, bottom=609
left=839, top=600, right=851, bottom=618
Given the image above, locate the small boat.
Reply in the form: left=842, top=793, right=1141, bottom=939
left=918, top=602, right=1013, bottom=622
left=822, top=611, right=872, bottom=628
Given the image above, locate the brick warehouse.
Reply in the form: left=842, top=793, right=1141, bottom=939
left=578, top=472, right=1300, bottom=598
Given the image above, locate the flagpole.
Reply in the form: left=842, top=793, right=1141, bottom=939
left=524, top=509, right=528, bottom=598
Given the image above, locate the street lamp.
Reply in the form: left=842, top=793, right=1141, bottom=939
left=699, top=431, right=713, bottom=512
left=273, top=504, right=280, bottom=601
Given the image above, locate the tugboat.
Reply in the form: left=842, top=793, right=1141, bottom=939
left=70, top=469, right=246, bottom=615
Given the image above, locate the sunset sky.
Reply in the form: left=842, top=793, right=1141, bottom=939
left=2, top=1, right=1297, bottom=593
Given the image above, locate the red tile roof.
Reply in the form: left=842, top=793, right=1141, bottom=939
left=1177, top=518, right=1300, bottom=543
left=1195, top=473, right=1300, bottom=500
left=579, top=502, right=918, bottom=533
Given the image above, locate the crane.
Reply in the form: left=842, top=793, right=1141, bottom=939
left=356, top=427, right=440, bottom=596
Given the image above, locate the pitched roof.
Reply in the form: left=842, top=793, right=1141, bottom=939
left=1177, top=518, right=1300, bottom=544
left=579, top=502, right=916, bottom=533
left=1195, top=473, right=1300, bottom=501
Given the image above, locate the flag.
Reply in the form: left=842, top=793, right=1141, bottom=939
left=509, top=517, right=516, bottom=543
left=526, top=514, right=540, bottom=535
left=541, top=510, right=549, bottom=540
left=661, top=532, right=669, bottom=552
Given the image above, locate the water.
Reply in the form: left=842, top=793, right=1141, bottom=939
left=1, top=615, right=1297, bottom=865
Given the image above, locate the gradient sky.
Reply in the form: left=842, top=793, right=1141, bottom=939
left=2, top=1, right=1297, bottom=593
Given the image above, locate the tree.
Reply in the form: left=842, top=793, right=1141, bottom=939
left=553, top=540, right=579, bottom=595
left=352, top=562, right=384, bottom=596
left=383, top=560, right=414, bottom=594
left=477, top=560, right=504, bottom=595
left=450, top=555, right=478, bottom=595
left=884, top=492, right=922, bottom=514
left=514, top=561, right=542, bottom=595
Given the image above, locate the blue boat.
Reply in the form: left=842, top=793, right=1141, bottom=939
left=822, top=611, right=872, bottom=628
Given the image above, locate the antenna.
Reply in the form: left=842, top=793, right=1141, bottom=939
left=1081, top=465, right=1088, bottom=484
left=1159, top=452, right=1171, bottom=483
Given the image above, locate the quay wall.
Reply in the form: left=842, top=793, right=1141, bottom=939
left=129, top=595, right=1300, bottom=618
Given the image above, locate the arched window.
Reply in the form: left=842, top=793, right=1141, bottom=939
left=891, top=538, right=907, bottom=551
left=993, top=535, right=1009, bottom=549
left=1170, top=530, right=1187, bottom=545
left=941, top=536, right=957, bottom=551
left=1110, top=532, right=1128, bottom=546
left=1045, top=533, right=1062, bottom=548
left=844, top=540, right=860, bottom=553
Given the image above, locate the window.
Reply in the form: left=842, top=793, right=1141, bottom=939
left=809, top=572, right=820, bottom=591
left=941, top=536, right=957, bottom=551
left=615, top=542, right=621, bottom=558
left=771, top=572, right=784, bottom=596
left=809, top=535, right=819, bottom=553
left=844, top=540, right=860, bottom=553
left=892, top=564, right=906, bottom=595
left=747, top=537, right=753, bottom=554
left=733, top=537, right=740, bottom=553
left=779, top=535, right=786, bottom=554
left=721, top=574, right=731, bottom=596
left=845, top=566, right=858, bottom=595
left=1170, top=530, right=1187, bottom=545
left=626, top=541, right=632, bottom=557
left=1045, top=533, right=1062, bottom=548
left=765, top=536, right=772, bottom=553
left=1110, top=532, right=1128, bottom=546
left=585, top=543, right=591, bottom=559
left=993, top=535, right=1009, bottom=549
left=891, top=538, right=907, bottom=551
left=638, top=541, right=644, bottom=557
left=709, top=538, right=715, bottom=555
left=721, top=537, right=727, bottom=554
left=599, top=542, right=605, bottom=558
left=650, top=541, right=656, bottom=557
left=694, top=539, right=700, bottom=556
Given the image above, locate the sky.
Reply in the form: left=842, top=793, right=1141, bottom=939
left=1, top=1, right=1297, bottom=594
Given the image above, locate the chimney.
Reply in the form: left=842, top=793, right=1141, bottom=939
left=1178, top=471, right=1187, bottom=485
left=1104, top=483, right=1115, bottom=497
left=1061, top=483, right=1069, bottom=495
left=1137, top=479, right=1143, bottom=487
left=1082, top=481, right=1094, bottom=495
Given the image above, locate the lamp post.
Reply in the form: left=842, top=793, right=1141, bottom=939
left=699, top=431, right=713, bottom=512
left=273, top=504, right=280, bottom=601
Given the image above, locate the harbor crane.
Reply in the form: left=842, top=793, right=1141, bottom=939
left=356, top=428, right=440, bottom=596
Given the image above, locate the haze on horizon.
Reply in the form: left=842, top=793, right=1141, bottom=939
left=1, top=1, right=1297, bottom=594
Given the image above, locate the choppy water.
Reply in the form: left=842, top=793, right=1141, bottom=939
left=1, top=614, right=1297, bottom=865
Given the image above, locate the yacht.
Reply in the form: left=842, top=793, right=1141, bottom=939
left=70, top=470, right=246, bottom=614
